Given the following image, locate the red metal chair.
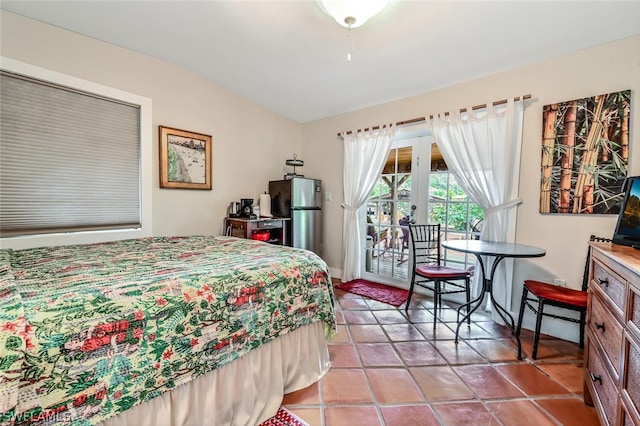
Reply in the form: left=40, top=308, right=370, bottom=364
left=405, top=224, right=472, bottom=328
left=515, top=235, right=611, bottom=359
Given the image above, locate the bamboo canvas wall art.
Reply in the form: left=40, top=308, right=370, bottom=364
left=540, top=90, right=631, bottom=214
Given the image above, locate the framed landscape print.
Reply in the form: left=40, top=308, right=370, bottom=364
left=540, top=90, right=631, bottom=214
left=159, top=126, right=212, bottom=190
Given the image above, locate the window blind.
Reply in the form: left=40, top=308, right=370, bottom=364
left=0, top=71, right=141, bottom=237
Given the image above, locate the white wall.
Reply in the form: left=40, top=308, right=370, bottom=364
left=302, top=35, right=640, bottom=341
left=0, top=10, right=303, bottom=245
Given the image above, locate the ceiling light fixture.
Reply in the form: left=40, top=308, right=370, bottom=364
left=317, top=0, right=392, bottom=28
left=318, top=0, right=392, bottom=62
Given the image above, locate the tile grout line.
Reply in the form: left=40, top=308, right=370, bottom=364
left=313, top=287, right=595, bottom=425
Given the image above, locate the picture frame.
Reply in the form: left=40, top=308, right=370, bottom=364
left=539, top=90, right=630, bottom=214
left=159, top=125, right=212, bottom=190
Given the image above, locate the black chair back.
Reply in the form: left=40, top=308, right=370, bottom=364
left=409, top=224, right=442, bottom=267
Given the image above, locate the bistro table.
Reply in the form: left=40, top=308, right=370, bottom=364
left=441, top=239, right=546, bottom=360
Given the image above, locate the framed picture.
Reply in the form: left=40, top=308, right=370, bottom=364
left=539, top=90, right=630, bottom=214
left=159, top=126, right=212, bottom=190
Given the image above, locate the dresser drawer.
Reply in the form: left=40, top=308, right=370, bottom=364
left=621, top=394, right=640, bottom=426
left=589, top=292, right=624, bottom=378
left=622, top=405, right=639, bottom=426
left=623, top=336, right=640, bottom=418
left=257, top=220, right=283, bottom=229
left=586, top=342, right=619, bottom=426
left=631, top=287, right=640, bottom=337
left=592, top=259, right=626, bottom=318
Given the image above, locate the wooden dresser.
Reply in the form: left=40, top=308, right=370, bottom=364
left=584, top=242, right=640, bottom=425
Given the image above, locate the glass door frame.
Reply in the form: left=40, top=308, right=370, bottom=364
left=360, top=133, right=431, bottom=288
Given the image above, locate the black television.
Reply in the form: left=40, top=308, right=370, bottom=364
left=612, top=176, right=640, bottom=249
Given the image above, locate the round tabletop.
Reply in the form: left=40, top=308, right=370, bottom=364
left=441, top=239, right=546, bottom=258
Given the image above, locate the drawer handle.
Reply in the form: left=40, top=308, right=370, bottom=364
left=595, top=322, right=606, bottom=333
left=597, top=278, right=609, bottom=287
left=590, top=373, right=602, bottom=385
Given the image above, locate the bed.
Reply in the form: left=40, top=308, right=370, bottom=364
left=0, top=235, right=336, bottom=426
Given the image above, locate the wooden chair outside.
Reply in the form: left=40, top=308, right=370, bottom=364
left=406, top=224, right=472, bottom=328
left=515, top=235, right=611, bottom=359
left=367, top=216, right=393, bottom=258
left=397, top=215, right=411, bottom=264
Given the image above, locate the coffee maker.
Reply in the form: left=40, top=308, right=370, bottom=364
left=240, top=198, right=257, bottom=219
left=227, top=201, right=241, bottom=218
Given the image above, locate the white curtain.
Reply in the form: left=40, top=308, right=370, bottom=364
left=426, top=99, right=524, bottom=322
left=341, top=126, right=395, bottom=282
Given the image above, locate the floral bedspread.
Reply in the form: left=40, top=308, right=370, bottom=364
left=0, top=236, right=335, bottom=425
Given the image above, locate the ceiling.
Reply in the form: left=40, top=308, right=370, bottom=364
left=2, top=1, right=640, bottom=123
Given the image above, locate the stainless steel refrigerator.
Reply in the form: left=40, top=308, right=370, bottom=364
left=269, top=178, right=322, bottom=256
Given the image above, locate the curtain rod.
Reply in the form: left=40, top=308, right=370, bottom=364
left=338, top=94, right=531, bottom=136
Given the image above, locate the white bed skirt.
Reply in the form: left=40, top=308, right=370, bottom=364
left=99, top=322, right=331, bottom=426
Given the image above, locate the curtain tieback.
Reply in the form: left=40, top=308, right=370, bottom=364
left=341, top=203, right=358, bottom=212
left=485, top=198, right=522, bottom=214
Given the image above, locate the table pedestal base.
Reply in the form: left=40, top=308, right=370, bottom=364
left=442, top=240, right=546, bottom=361
left=454, top=255, right=523, bottom=360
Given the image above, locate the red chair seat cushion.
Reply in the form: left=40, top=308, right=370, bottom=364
left=524, top=280, right=588, bottom=308
left=416, top=264, right=471, bottom=279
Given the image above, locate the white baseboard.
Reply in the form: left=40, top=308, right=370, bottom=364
left=515, top=311, right=580, bottom=343
left=329, top=267, right=342, bottom=281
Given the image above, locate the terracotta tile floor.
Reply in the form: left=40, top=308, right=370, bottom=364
left=281, top=284, right=601, bottom=426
